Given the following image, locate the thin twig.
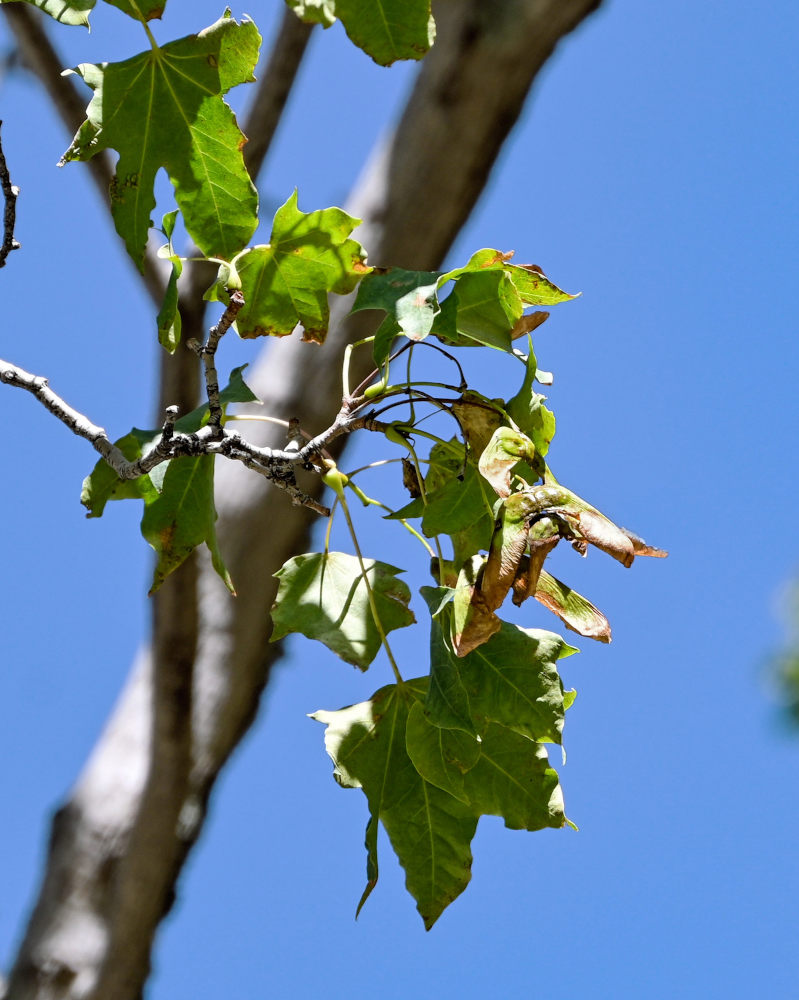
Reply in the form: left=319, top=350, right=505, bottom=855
left=0, top=121, right=20, bottom=267
left=187, top=291, right=245, bottom=431
left=0, top=353, right=388, bottom=513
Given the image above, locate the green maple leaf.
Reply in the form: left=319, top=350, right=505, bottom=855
left=311, top=681, right=477, bottom=930
left=313, top=675, right=569, bottom=927
left=271, top=552, right=415, bottom=669
left=60, top=11, right=261, bottom=270
left=422, top=588, right=574, bottom=744
left=229, top=191, right=370, bottom=341
left=286, top=0, right=435, bottom=66
left=0, top=0, right=95, bottom=27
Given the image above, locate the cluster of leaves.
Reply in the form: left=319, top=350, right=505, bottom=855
left=271, top=253, right=665, bottom=924
left=5, top=0, right=666, bottom=928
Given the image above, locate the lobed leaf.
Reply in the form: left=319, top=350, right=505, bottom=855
left=313, top=674, right=568, bottom=927
left=231, top=191, right=370, bottom=341
left=287, top=0, right=435, bottom=66
left=440, top=248, right=578, bottom=307
left=61, top=12, right=261, bottom=270
left=430, top=592, right=574, bottom=744
left=461, top=724, right=565, bottom=831
left=312, top=682, right=477, bottom=929
left=271, top=552, right=415, bottom=669
left=352, top=268, right=441, bottom=348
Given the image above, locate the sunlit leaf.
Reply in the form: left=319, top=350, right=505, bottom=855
left=506, top=346, right=556, bottom=457
left=0, top=0, right=95, bottom=27
left=461, top=724, right=566, bottom=831
left=440, top=248, right=578, bottom=307
left=271, top=552, right=414, bottom=669
left=231, top=191, right=370, bottom=341
left=352, top=267, right=441, bottom=345
left=61, top=12, right=261, bottom=269
left=431, top=270, right=522, bottom=352
left=478, top=426, right=537, bottom=499
left=529, top=569, right=612, bottom=643
left=287, top=0, right=435, bottom=66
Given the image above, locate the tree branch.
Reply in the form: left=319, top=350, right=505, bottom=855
left=0, top=120, right=19, bottom=266
left=5, top=3, right=604, bottom=997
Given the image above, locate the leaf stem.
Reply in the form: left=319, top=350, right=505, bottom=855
left=332, top=482, right=404, bottom=685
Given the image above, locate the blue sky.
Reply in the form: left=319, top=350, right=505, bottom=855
left=1, top=1, right=798, bottom=997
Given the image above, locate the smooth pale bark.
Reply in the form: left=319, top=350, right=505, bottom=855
left=4, top=2, right=602, bottom=997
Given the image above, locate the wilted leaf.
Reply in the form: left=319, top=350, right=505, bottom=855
left=510, top=310, right=549, bottom=340
left=451, top=391, right=505, bottom=459
left=61, top=12, right=261, bottom=269
left=530, top=569, right=612, bottom=643
left=480, top=491, right=541, bottom=613
left=623, top=529, right=668, bottom=559
left=478, top=427, right=537, bottom=498
left=271, top=552, right=414, bottom=669
left=450, top=556, right=501, bottom=657
left=231, top=191, right=370, bottom=341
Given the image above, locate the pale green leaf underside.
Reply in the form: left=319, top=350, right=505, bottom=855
left=271, top=552, right=414, bottom=669
left=286, top=0, right=435, bottom=66
left=60, top=12, right=260, bottom=270
left=313, top=677, right=567, bottom=928
left=0, top=0, right=93, bottom=25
